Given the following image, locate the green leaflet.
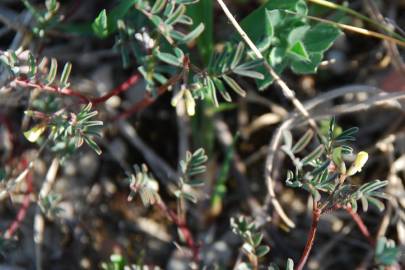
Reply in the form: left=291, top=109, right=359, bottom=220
left=239, top=0, right=341, bottom=90
left=92, top=9, right=108, bottom=38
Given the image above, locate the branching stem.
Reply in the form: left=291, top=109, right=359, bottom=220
left=296, top=201, right=375, bottom=270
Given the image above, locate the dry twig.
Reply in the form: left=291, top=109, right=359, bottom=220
left=34, top=158, right=59, bottom=270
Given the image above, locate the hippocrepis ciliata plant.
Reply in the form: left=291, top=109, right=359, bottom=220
left=282, top=118, right=388, bottom=270
left=230, top=118, right=391, bottom=270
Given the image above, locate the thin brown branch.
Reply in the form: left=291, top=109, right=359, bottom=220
left=34, top=158, right=60, bottom=270
left=263, top=118, right=296, bottom=228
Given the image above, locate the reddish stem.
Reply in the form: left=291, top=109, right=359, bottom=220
left=3, top=158, right=33, bottom=239
left=114, top=87, right=166, bottom=120
left=296, top=203, right=321, bottom=270
left=156, top=200, right=200, bottom=264
left=14, top=62, right=188, bottom=120
left=115, top=56, right=189, bottom=119
left=14, top=79, right=90, bottom=102
left=90, top=73, right=141, bottom=105
left=114, top=72, right=183, bottom=120
left=345, top=207, right=375, bottom=245
left=13, top=72, right=141, bottom=106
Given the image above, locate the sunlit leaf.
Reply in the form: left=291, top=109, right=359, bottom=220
left=292, top=129, right=313, bottom=153
left=92, top=9, right=108, bottom=38
left=60, top=62, right=72, bottom=88
left=301, top=145, right=324, bottom=165
left=45, top=58, right=58, bottom=85
left=256, top=245, right=270, bottom=257
left=222, top=75, right=246, bottom=97
left=151, top=0, right=167, bottom=14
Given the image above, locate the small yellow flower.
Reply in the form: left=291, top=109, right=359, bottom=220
left=347, top=151, right=368, bottom=176
left=24, top=124, right=46, bottom=143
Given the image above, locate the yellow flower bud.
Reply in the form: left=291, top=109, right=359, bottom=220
left=184, top=89, right=196, bottom=116
left=347, top=151, right=368, bottom=176
left=24, top=124, right=46, bottom=143
left=170, top=87, right=186, bottom=107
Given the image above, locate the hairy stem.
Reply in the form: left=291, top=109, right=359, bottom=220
left=296, top=204, right=321, bottom=270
